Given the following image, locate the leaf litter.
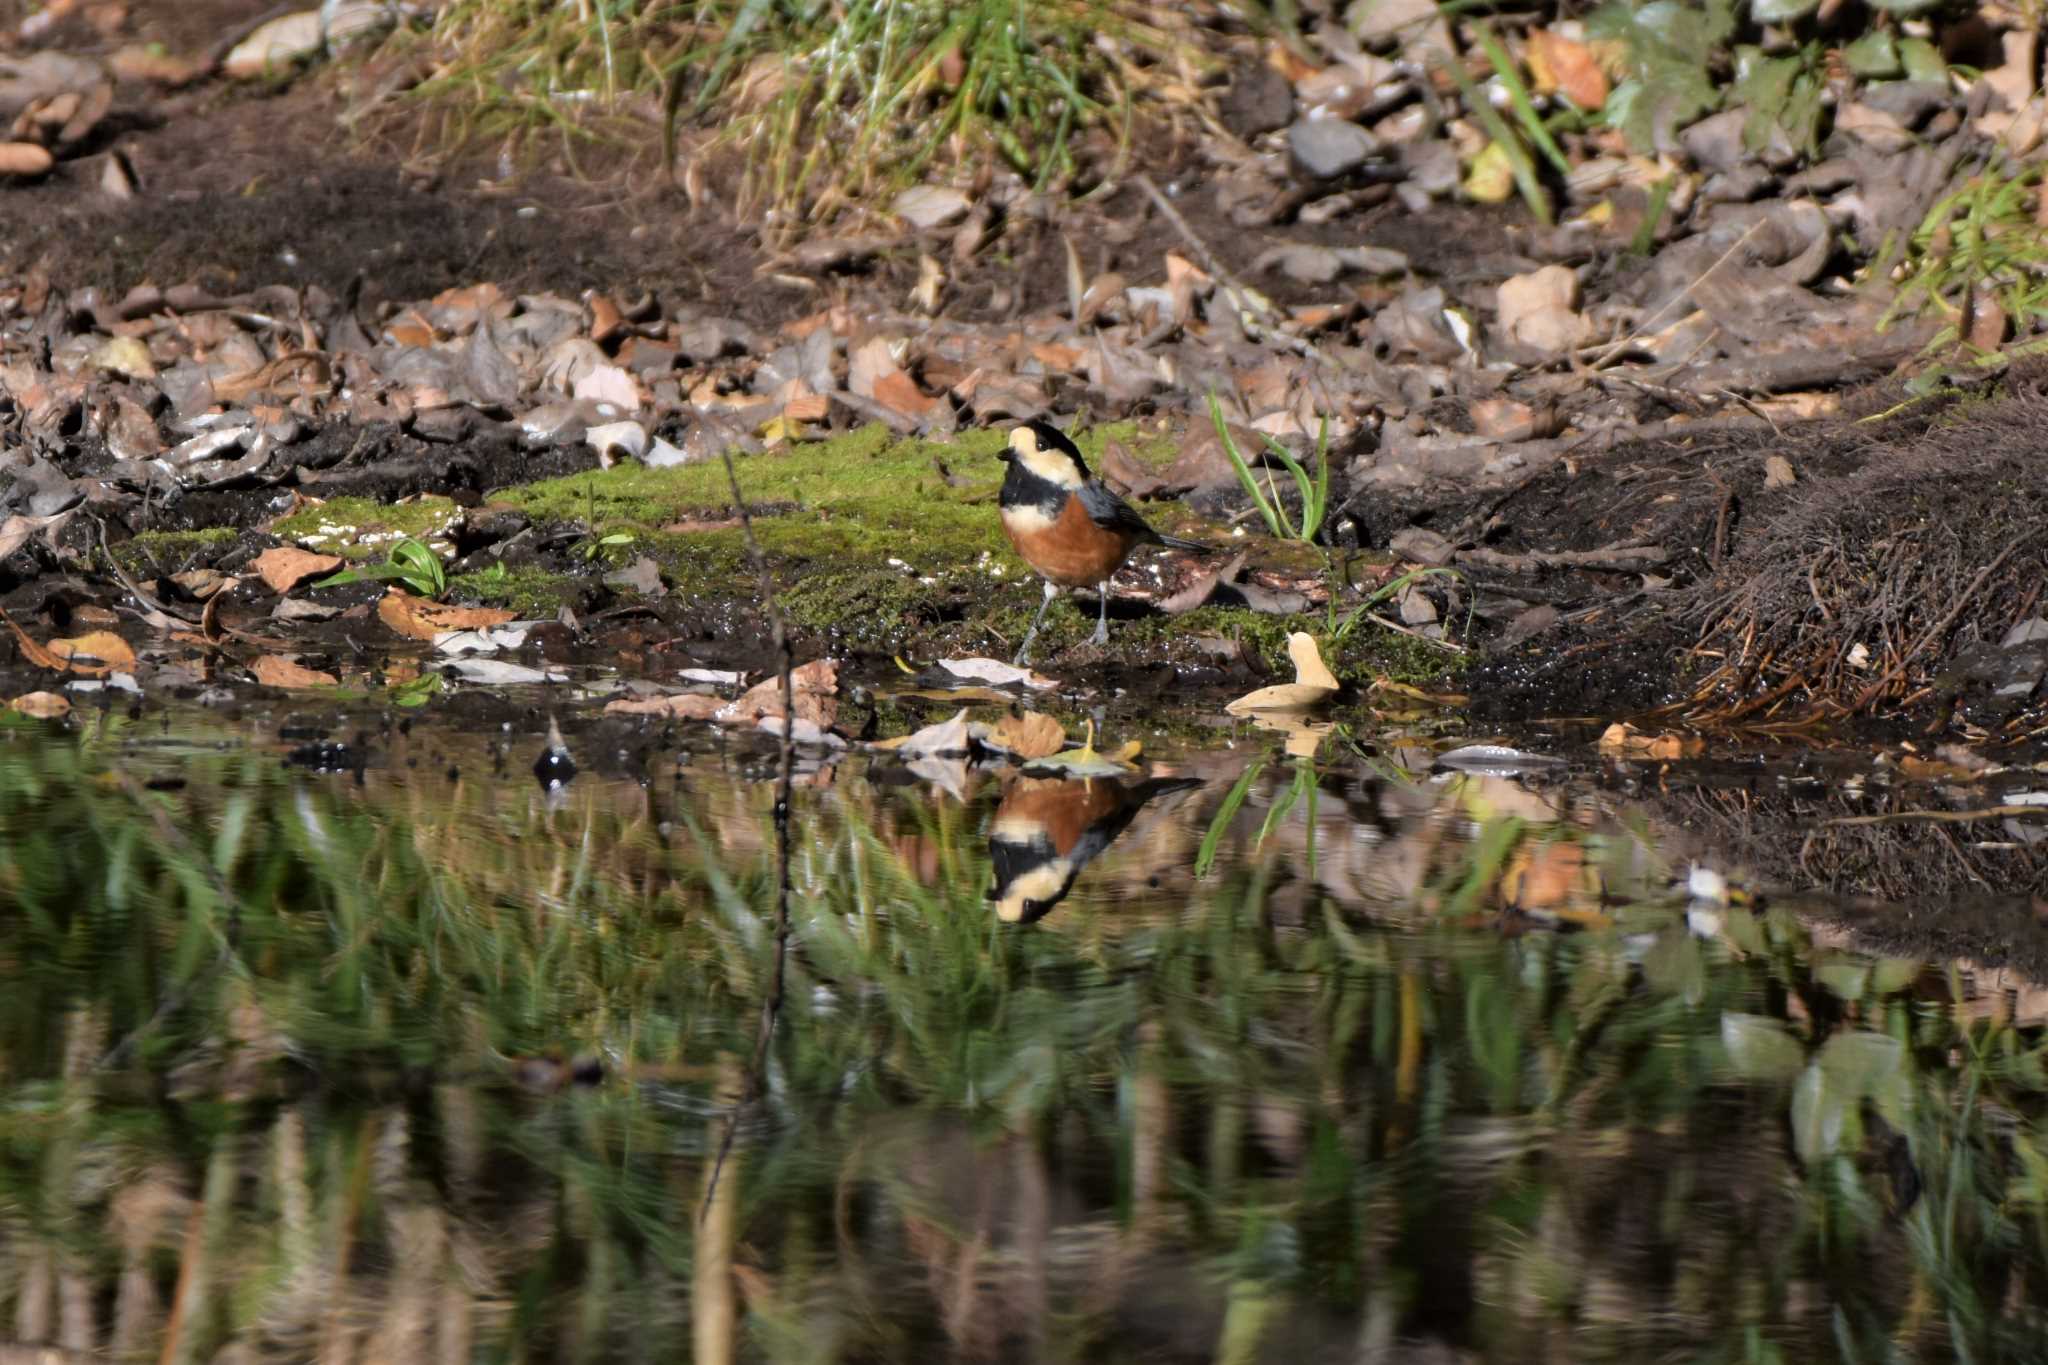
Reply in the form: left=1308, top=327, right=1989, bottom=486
left=1, top=0, right=2047, bottom=741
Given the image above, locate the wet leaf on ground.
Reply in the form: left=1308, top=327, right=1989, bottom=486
left=604, top=693, right=725, bottom=720
left=253, top=547, right=344, bottom=594
left=719, top=659, right=838, bottom=729
left=935, top=658, right=1058, bottom=691
left=376, top=591, right=516, bottom=642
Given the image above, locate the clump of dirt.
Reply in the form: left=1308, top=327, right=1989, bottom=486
left=1448, top=368, right=2048, bottom=730
left=1686, top=374, right=2048, bottom=724
left=1, top=74, right=793, bottom=321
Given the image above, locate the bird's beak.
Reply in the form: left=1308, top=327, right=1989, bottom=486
left=996, top=449, right=1014, bottom=463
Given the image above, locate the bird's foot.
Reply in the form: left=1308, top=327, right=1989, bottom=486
left=1088, top=622, right=1109, bottom=647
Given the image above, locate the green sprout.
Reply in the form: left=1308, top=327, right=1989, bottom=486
left=312, top=537, right=449, bottom=599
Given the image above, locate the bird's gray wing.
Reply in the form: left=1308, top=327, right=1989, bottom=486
left=1077, top=481, right=1160, bottom=541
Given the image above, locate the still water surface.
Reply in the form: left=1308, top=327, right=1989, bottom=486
left=3, top=704, right=2048, bottom=1364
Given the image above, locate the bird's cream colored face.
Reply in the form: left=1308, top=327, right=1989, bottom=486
left=1007, top=426, right=1084, bottom=489
left=995, top=858, right=1072, bottom=923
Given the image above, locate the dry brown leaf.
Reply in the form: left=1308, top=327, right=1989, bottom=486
left=253, top=547, right=344, bottom=594
left=1525, top=30, right=1608, bottom=111
left=604, top=694, right=725, bottom=720
left=588, top=294, right=624, bottom=344
left=1225, top=632, right=1339, bottom=714
left=871, top=369, right=939, bottom=423
left=0, top=142, right=55, bottom=177
left=1497, top=266, right=1593, bottom=355
left=376, top=590, right=516, bottom=642
left=0, top=511, right=68, bottom=560
left=1596, top=722, right=1702, bottom=759
left=719, top=659, right=839, bottom=729
left=991, top=710, right=1065, bottom=760
left=48, top=629, right=135, bottom=675
left=9, top=691, right=69, bottom=718
left=251, top=655, right=339, bottom=689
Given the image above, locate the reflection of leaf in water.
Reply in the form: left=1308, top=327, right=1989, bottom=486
left=1721, top=1013, right=1804, bottom=1083
left=1643, top=930, right=1705, bottom=1006
left=1791, top=1062, right=1845, bottom=1165
left=1820, top=1030, right=1905, bottom=1100
left=1814, top=955, right=1871, bottom=1002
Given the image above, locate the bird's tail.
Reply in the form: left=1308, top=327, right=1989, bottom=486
left=1155, top=532, right=1216, bottom=554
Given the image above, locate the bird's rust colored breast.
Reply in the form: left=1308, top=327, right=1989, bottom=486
left=1003, top=495, right=1141, bottom=587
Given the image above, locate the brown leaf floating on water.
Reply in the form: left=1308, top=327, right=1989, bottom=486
left=604, top=693, right=724, bottom=720
left=251, top=655, right=339, bottom=689
left=48, top=629, right=136, bottom=676
left=718, top=659, right=839, bottom=729
left=8, top=691, right=69, bottom=718
left=990, top=709, right=1065, bottom=760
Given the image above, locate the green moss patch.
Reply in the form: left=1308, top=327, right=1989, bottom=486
left=273, top=496, right=463, bottom=558
left=447, top=566, right=582, bottom=617
left=478, top=422, right=1457, bottom=682
left=112, top=528, right=236, bottom=574
left=498, top=423, right=1189, bottom=650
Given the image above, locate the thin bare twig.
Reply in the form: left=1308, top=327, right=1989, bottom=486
left=1822, top=805, right=2048, bottom=828
left=1849, top=533, right=2036, bottom=714
left=700, top=449, right=797, bottom=1221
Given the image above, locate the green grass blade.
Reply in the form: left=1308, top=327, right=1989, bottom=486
left=1195, top=760, right=1265, bottom=879
left=1471, top=21, right=1571, bottom=178
left=1434, top=46, right=1552, bottom=225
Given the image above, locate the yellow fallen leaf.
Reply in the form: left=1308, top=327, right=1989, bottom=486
left=1463, top=141, right=1516, bottom=205
left=1022, top=718, right=1139, bottom=776
left=49, top=630, right=137, bottom=675
left=757, top=413, right=804, bottom=444
left=1596, top=721, right=1702, bottom=760
left=1225, top=632, right=1339, bottom=715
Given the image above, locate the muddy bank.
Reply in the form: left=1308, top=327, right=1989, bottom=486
left=9, top=372, right=2048, bottom=741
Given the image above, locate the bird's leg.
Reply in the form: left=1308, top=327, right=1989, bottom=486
left=1091, top=579, right=1111, bottom=645
left=1014, top=580, right=1059, bottom=666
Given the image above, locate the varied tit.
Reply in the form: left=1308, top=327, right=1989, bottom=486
left=987, top=772, right=1204, bottom=924
left=996, top=420, right=1211, bottom=665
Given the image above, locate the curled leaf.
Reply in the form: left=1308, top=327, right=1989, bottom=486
left=1225, top=632, right=1339, bottom=714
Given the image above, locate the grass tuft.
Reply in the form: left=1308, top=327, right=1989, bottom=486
left=402, top=0, right=1218, bottom=229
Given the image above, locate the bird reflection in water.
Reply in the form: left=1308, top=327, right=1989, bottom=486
left=987, top=773, right=1203, bottom=923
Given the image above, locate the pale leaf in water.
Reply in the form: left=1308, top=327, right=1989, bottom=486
left=872, top=708, right=978, bottom=758
left=1022, top=719, right=1139, bottom=776
left=1225, top=632, right=1338, bottom=714
left=937, top=657, right=1059, bottom=690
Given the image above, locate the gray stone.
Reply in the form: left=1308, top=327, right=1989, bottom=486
left=1288, top=117, right=1381, bottom=180
left=1858, top=79, right=1952, bottom=127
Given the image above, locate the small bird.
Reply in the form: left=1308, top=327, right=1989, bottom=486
left=987, top=772, right=1204, bottom=924
left=996, top=419, right=1211, bottom=664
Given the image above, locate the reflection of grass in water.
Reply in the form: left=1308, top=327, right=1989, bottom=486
left=2, top=718, right=2048, bottom=1359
